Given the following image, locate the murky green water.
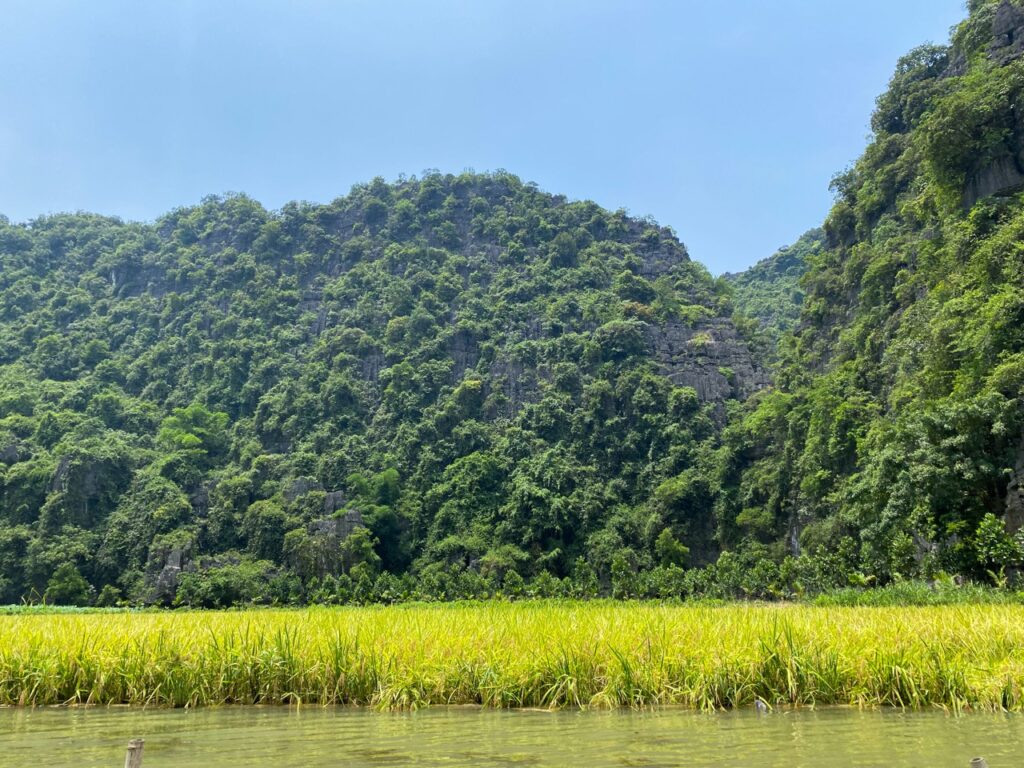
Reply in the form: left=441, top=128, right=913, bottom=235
left=0, top=706, right=1020, bottom=767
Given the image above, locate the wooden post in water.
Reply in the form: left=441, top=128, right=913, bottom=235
left=124, top=738, right=144, bottom=768
left=970, top=758, right=989, bottom=768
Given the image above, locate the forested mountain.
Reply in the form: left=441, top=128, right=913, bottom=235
left=717, top=0, right=1024, bottom=587
left=0, top=173, right=766, bottom=605
left=723, top=229, right=820, bottom=362
left=3, top=0, right=1024, bottom=607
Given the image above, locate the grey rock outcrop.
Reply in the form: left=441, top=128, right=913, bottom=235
left=943, top=48, right=969, bottom=79
left=189, top=483, right=212, bottom=518
left=1004, top=432, right=1024, bottom=533
left=360, top=352, right=385, bottom=383
left=647, top=318, right=769, bottom=401
left=962, top=6, right=1024, bottom=209
left=990, top=0, right=1024, bottom=65
left=146, top=537, right=197, bottom=604
left=152, top=547, right=188, bottom=603
left=449, top=328, right=480, bottom=379
left=284, top=476, right=323, bottom=502
left=488, top=358, right=541, bottom=415
left=638, top=240, right=689, bottom=278
left=323, top=489, right=347, bottom=515
left=964, top=155, right=1024, bottom=209
left=312, top=508, right=365, bottom=541
left=0, top=441, right=21, bottom=465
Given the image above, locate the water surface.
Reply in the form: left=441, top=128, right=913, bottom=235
left=0, top=706, right=1019, bottom=767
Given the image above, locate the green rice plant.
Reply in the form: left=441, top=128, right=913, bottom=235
left=0, top=601, right=1023, bottom=710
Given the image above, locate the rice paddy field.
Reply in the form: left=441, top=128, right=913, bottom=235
left=1, top=601, right=1023, bottom=711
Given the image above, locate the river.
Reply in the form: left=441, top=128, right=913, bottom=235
left=0, top=706, right=1019, bottom=767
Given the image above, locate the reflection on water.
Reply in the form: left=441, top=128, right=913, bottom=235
left=0, top=706, right=1019, bottom=768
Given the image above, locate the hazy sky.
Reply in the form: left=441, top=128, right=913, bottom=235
left=1, top=1, right=967, bottom=274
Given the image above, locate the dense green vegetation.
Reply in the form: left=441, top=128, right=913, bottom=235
left=2, top=0, right=1023, bottom=607
left=714, top=0, right=1024, bottom=589
left=0, top=172, right=749, bottom=606
left=723, top=229, right=820, bottom=362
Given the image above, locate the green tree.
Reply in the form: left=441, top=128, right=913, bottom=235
left=44, top=563, right=91, bottom=606
left=655, top=529, right=690, bottom=568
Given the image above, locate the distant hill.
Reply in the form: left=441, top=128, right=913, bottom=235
left=722, top=229, right=821, bottom=364
left=0, top=172, right=764, bottom=604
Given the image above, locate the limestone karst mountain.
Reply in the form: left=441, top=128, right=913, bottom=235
left=0, top=173, right=763, bottom=603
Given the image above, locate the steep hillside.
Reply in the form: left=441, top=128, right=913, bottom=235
left=718, top=0, right=1024, bottom=586
left=0, top=172, right=765, bottom=604
left=724, top=229, right=821, bottom=364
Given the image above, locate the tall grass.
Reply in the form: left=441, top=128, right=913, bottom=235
left=0, top=601, right=1022, bottom=710
left=811, top=581, right=1024, bottom=606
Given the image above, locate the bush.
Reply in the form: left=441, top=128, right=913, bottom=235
left=174, top=557, right=283, bottom=608
left=44, top=563, right=91, bottom=606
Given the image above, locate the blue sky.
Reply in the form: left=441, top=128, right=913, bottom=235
left=1, top=1, right=966, bottom=274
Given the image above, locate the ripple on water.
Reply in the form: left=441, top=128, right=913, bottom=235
left=0, top=706, right=1019, bottom=768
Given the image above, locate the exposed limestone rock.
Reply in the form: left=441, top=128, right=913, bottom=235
left=638, top=241, right=687, bottom=278
left=488, top=358, right=541, bottom=415
left=449, top=328, right=480, bottom=379
left=306, top=509, right=367, bottom=577
left=360, top=352, right=385, bottom=383
left=0, top=441, right=21, bottom=465
left=323, top=489, right=347, bottom=515
left=50, top=454, right=103, bottom=499
left=943, top=48, right=969, bottom=78
left=990, top=0, right=1024, bottom=65
left=964, top=155, right=1024, bottom=209
left=647, top=318, right=769, bottom=401
left=189, top=483, right=212, bottom=518
left=479, top=314, right=767, bottom=415
left=312, top=508, right=365, bottom=541
left=152, top=547, right=188, bottom=603
left=146, top=537, right=196, bottom=605
left=50, top=455, right=72, bottom=493
left=1004, top=432, right=1024, bottom=533
left=963, top=14, right=1024, bottom=209
left=301, top=288, right=328, bottom=336
left=284, top=476, right=323, bottom=502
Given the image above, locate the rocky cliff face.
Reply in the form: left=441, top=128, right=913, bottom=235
left=648, top=318, right=768, bottom=401
left=962, top=0, right=1024, bottom=208
left=1005, top=433, right=1024, bottom=533
left=715, top=0, right=1024, bottom=583
left=990, top=0, right=1024, bottom=65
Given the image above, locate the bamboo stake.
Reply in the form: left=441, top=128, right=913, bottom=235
left=124, top=738, right=144, bottom=768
